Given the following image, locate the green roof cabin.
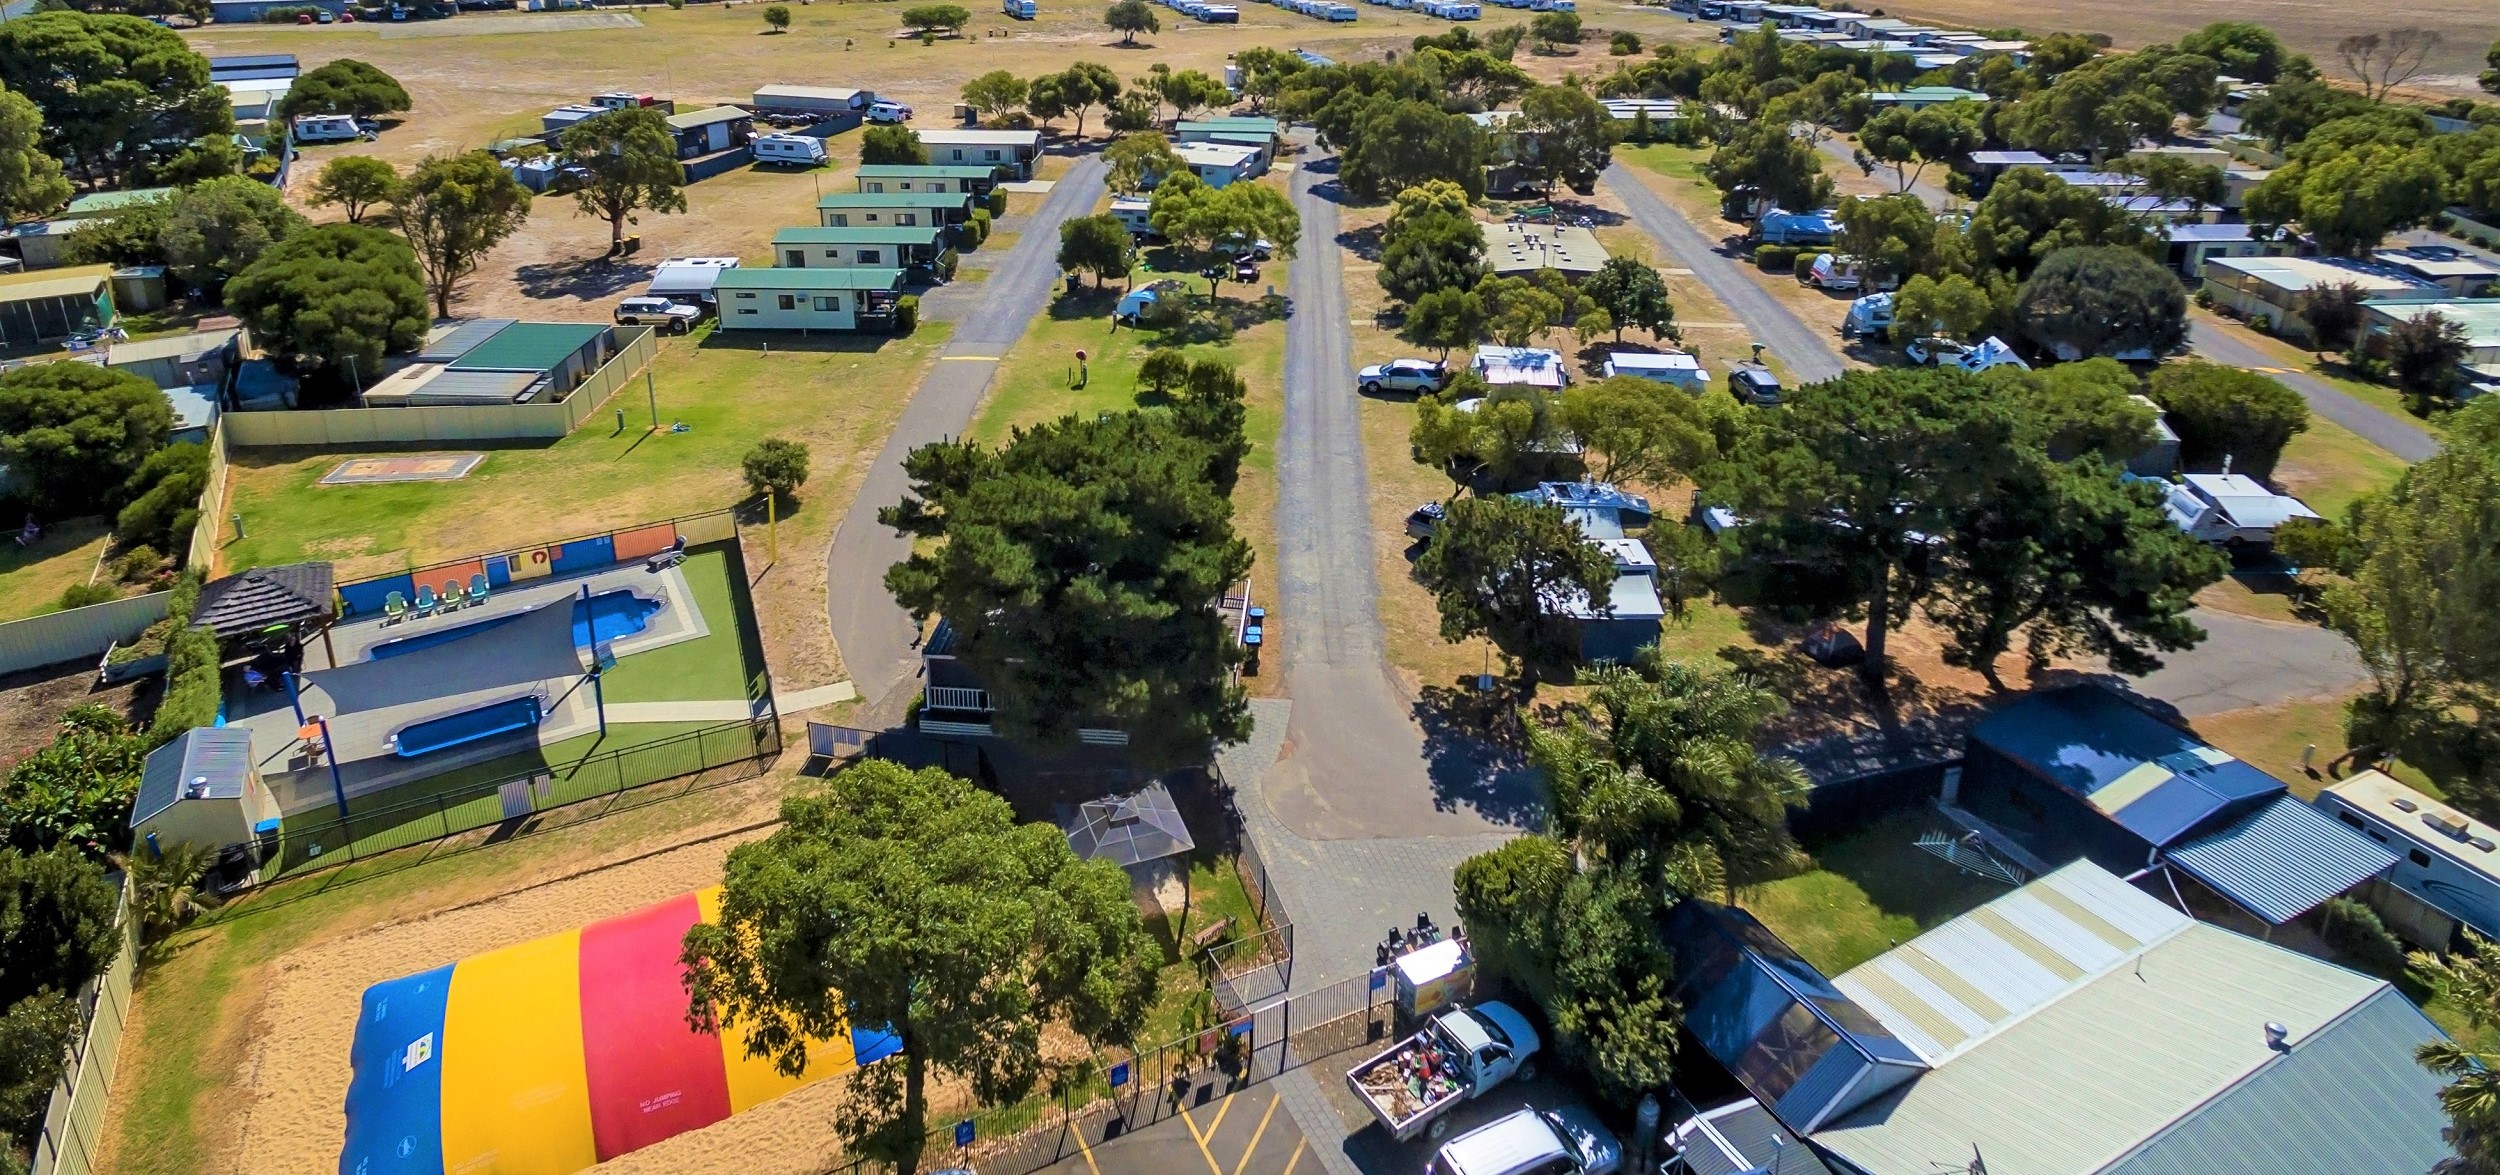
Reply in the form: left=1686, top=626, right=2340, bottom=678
left=771, top=226, right=949, bottom=270
left=714, top=267, right=904, bottom=332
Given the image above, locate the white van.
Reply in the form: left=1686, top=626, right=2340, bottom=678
left=866, top=100, right=913, bottom=125
left=292, top=114, right=369, bottom=144
left=752, top=134, right=828, bottom=167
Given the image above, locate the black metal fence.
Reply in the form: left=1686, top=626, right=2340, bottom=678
left=265, top=716, right=782, bottom=882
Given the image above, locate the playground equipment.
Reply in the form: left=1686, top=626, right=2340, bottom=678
left=343, top=886, right=899, bottom=1175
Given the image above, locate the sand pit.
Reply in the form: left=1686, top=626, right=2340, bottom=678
left=222, top=829, right=882, bottom=1175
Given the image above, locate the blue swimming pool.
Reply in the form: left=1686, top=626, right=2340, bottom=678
left=368, top=591, right=666, bottom=660
left=394, top=696, right=542, bottom=757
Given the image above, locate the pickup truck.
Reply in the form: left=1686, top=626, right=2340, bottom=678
left=1346, top=1001, right=1539, bottom=1143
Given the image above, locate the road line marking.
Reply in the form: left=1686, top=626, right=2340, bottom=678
left=941, top=355, right=1002, bottom=361
left=1205, top=1088, right=1235, bottom=1139
left=1075, top=1123, right=1103, bottom=1175
left=1180, top=1103, right=1226, bottom=1175
left=1282, top=1138, right=1307, bottom=1175
left=1233, top=1094, right=1281, bottom=1175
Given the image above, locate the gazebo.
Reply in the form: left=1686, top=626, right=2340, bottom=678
left=1064, top=781, right=1196, bottom=915
left=193, top=562, right=337, bottom=667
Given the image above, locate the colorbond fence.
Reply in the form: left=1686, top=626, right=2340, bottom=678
left=0, top=592, right=171, bottom=678
left=186, top=419, right=231, bottom=573
left=219, top=325, right=657, bottom=449
left=331, top=506, right=740, bottom=623
left=28, top=878, right=138, bottom=1175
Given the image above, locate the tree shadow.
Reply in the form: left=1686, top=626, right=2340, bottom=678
left=1047, top=285, right=1128, bottom=322
left=1413, top=680, right=1550, bottom=831
left=1336, top=223, right=1385, bottom=263
left=514, top=256, right=651, bottom=302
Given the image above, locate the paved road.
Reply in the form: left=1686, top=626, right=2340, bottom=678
left=2133, top=608, right=2367, bottom=718
left=1601, top=161, right=1847, bottom=383
left=822, top=157, right=1108, bottom=715
left=1028, top=1081, right=1312, bottom=1175
left=2187, top=317, right=2440, bottom=463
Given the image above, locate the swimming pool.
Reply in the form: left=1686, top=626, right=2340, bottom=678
left=394, top=695, right=543, bottom=757
left=368, top=590, right=667, bottom=661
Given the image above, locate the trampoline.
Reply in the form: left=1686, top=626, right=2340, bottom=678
left=342, top=887, right=900, bottom=1175
left=369, top=590, right=666, bottom=661
left=393, top=696, right=543, bottom=757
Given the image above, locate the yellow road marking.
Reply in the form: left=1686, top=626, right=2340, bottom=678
left=1074, top=1123, right=1103, bottom=1175
left=1233, top=1095, right=1281, bottom=1175
left=1180, top=1100, right=1227, bottom=1175
left=1282, top=1138, right=1308, bottom=1175
left=1205, top=1088, right=1236, bottom=1139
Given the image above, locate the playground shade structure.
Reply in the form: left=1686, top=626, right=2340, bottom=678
left=368, top=589, right=666, bottom=661
left=342, top=887, right=901, bottom=1175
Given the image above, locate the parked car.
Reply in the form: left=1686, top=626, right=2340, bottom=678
left=613, top=296, right=703, bottom=334
left=1232, top=258, right=1259, bottom=283
left=1426, top=1105, right=1622, bottom=1175
left=1220, top=233, right=1275, bottom=260
left=1358, top=358, right=1449, bottom=395
left=1347, top=1001, right=1541, bottom=1143
left=1903, top=335, right=1969, bottom=366
left=1405, top=501, right=1446, bottom=541
left=866, top=100, right=913, bottom=124
left=1726, top=362, right=1781, bottom=406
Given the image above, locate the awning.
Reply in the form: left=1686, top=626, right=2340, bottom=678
left=1064, top=782, right=1193, bottom=868
left=2165, top=794, right=2399, bottom=924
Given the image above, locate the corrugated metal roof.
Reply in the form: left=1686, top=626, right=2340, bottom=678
left=2102, top=986, right=2450, bottom=1174
left=664, top=105, right=750, bottom=130
left=853, top=164, right=999, bottom=178
left=1669, top=1100, right=1832, bottom=1175
left=0, top=265, right=112, bottom=304
left=2164, top=794, right=2396, bottom=924
left=133, top=727, right=256, bottom=827
left=1815, top=914, right=2397, bottom=1175
left=715, top=267, right=903, bottom=291
left=417, top=318, right=518, bottom=363
left=815, top=190, right=974, bottom=209
left=368, top=367, right=542, bottom=405
left=447, top=322, right=606, bottom=373
left=1970, top=687, right=2287, bottom=848
left=62, top=189, right=174, bottom=217
left=1835, top=861, right=2191, bottom=1066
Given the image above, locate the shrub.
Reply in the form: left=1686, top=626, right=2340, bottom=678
left=2148, top=361, right=2309, bottom=480
left=3, top=709, right=148, bottom=859
left=2316, top=897, right=2406, bottom=979
left=1754, top=244, right=1797, bottom=272
left=150, top=573, right=220, bottom=746
left=667, top=0, right=684, bottom=8
left=55, top=583, right=118, bottom=610
left=741, top=437, right=812, bottom=504
left=895, top=294, right=921, bottom=334
left=1791, top=252, right=1818, bottom=279
left=935, top=248, right=960, bottom=280
left=1609, top=30, right=1640, bottom=55
left=111, top=546, right=162, bottom=584
left=113, top=441, right=211, bottom=558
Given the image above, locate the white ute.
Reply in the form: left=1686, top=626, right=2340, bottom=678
left=1358, top=358, right=1449, bottom=395
left=1428, top=1106, right=1623, bottom=1175
left=1346, top=1001, right=1539, bottom=1143
left=613, top=296, right=703, bottom=334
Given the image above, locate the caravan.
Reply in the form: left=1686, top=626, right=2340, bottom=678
left=1001, top=0, right=1036, bottom=15
left=752, top=134, right=829, bottom=167
left=292, top=114, right=371, bottom=143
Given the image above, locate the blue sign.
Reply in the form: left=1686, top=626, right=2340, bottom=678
left=954, top=1119, right=976, bottom=1148
left=1369, top=969, right=1388, bottom=991
left=1228, top=1019, right=1254, bottom=1038
left=1108, top=1061, right=1130, bottom=1089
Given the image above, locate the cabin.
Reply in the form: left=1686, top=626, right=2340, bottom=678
left=914, top=129, right=1045, bottom=179
left=712, top=267, right=904, bottom=332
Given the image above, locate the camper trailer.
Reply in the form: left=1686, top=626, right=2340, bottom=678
left=292, top=114, right=370, bottom=143
left=752, top=134, right=829, bottom=167
left=1002, top=0, right=1037, bottom=16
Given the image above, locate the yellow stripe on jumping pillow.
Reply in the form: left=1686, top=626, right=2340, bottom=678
left=695, top=886, right=861, bottom=1114
left=439, top=928, right=597, bottom=1175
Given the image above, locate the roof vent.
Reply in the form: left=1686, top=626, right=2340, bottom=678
left=2392, top=797, right=2420, bottom=812
left=2475, top=838, right=2496, bottom=854
left=2264, top=1022, right=2290, bottom=1051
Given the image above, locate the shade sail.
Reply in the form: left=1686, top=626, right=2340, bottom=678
left=1065, top=781, right=1194, bottom=868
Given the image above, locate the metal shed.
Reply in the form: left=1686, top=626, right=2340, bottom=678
left=0, top=265, right=115, bottom=346
left=132, top=727, right=277, bottom=858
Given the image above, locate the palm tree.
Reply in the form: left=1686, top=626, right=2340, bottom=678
left=2416, top=934, right=2500, bottom=1173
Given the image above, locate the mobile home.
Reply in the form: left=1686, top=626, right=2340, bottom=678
left=772, top=226, right=951, bottom=272
left=915, top=129, right=1045, bottom=179
left=855, top=164, right=1002, bottom=195
left=714, top=267, right=905, bottom=332
left=816, top=190, right=977, bottom=230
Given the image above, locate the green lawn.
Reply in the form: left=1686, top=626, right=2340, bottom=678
left=1618, top=142, right=1715, bottom=187
left=972, top=257, right=1276, bottom=444
left=218, top=321, right=950, bottom=582
left=2270, top=412, right=2412, bottom=523
left=596, top=544, right=770, bottom=704
left=0, top=515, right=115, bottom=622
left=1739, top=809, right=2015, bottom=975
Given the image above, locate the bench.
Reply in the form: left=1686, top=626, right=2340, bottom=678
left=1189, top=918, right=1234, bottom=952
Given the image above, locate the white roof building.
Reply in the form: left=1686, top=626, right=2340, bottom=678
left=1472, top=345, right=1569, bottom=390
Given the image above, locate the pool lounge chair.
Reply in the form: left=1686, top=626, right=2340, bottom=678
left=469, top=574, right=490, bottom=606
left=441, top=580, right=465, bottom=611
left=383, top=591, right=407, bottom=624
left=413, top=584, right=437, bottom=616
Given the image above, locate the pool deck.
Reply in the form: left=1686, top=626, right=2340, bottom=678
left=232, top=559, right=714, bottom=816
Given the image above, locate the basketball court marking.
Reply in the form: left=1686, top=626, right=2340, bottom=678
left=320, top=455, right=487, bottom=485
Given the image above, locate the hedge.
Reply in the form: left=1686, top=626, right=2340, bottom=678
left=895, top=294, right=921, bottom=334
left=986, top=189, right=1008, bottom=217
left=148, top=570, right=221, bottom=746
left=1792, top=252, right=1820, bottom=279
left=1755, top=245, right=1798, bottom=273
